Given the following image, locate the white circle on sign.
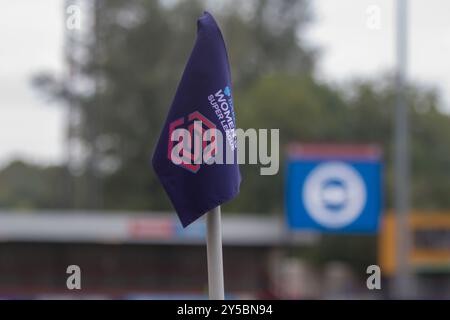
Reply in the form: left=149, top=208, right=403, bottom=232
left=302, top=161, right=366, bottom=228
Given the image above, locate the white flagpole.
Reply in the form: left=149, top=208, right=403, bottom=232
left=206, top=206, right=225, bottom=300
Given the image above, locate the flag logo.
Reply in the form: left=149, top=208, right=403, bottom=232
left=224, top=86, right=231, bottom=97
left=168, top=111, right=217, bottom=173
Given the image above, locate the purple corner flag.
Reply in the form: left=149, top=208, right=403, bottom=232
left=152, top=12, right=241, bottom=227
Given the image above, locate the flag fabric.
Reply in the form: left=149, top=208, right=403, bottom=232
left=152, top=11, right=241, bottom=227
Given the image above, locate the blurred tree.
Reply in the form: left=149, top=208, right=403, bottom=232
left=0, top=161, right=67, bottom=209
left=1, top=0, right=448, bottom=271
left=32, top=0, right=316, bottom=211
left=29, top=0, right=450, bottom=213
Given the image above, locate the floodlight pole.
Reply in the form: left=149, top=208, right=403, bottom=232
left=394, top=0, right=414, bottom=299
left=206, top=206, right=225, bottom=300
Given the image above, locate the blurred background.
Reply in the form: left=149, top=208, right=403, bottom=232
left=1, top=0, right=450, bottom=299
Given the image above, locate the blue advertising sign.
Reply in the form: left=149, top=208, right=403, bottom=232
left=286, top=144, right=382, bottom=233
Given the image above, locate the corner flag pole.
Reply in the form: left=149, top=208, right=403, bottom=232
left=206, top=206, right=225, bottom=300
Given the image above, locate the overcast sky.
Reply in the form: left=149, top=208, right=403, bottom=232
left=0, top=0, right=65, bottom=167
left=1, top=0, right=450, bottom=167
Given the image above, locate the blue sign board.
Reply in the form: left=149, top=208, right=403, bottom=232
left=286, top=144, right=382, bottom=233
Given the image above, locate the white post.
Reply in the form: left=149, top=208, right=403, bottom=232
left=206, top=206, right=225, bottom=300
left=394, top=0, right=414, bottom=299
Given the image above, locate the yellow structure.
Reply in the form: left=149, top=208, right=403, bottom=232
left=379, top=212, right=450, bottom=275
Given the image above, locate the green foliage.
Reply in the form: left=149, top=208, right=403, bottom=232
left=0, top=161, right=68, bottom=209
left=15, top=0, right=450, bottom=214
left=2, top=0, right=450, bottom=269
left=32, top=0, right=317, bottom=212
